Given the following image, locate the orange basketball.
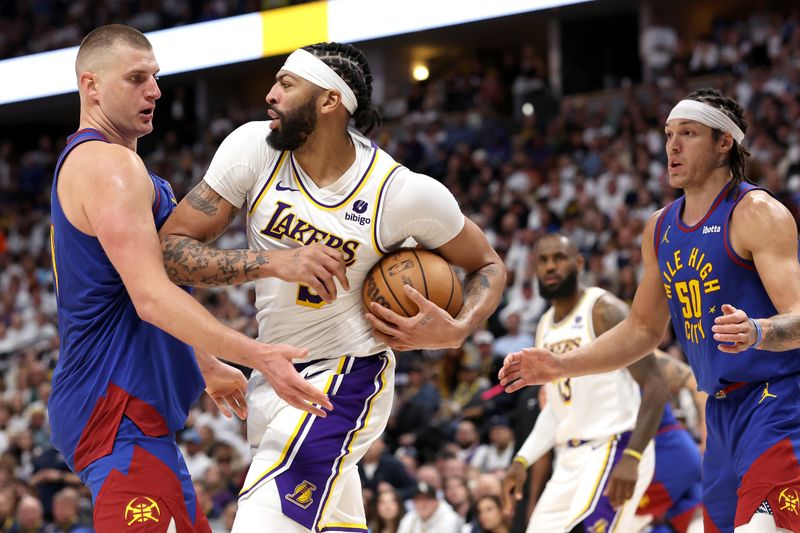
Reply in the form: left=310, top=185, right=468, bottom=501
left=363, top=249, right=463, bottom=317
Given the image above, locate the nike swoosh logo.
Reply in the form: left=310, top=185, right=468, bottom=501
left=304, top=369, right=326, bottom=381
left=276, top=181, right=299, bottom=192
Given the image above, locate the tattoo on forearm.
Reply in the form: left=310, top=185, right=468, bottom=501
left=186, top=181, right=224, bottom=217
left=162, top=235, right=269, bottom=287
left=656, top=357, right=692, bottom=393
left=761, top=315, right=800, bottom=351
left=457, top=264, right=502, bottom=321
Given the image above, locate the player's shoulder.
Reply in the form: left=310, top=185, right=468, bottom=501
left=66, top=141, right=145, bottom=182
left=732, top=186, right=793, bottom=228
left=591, top=289, right=628, bottom=334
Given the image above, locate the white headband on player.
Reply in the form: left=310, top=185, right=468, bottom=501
left=281, top=49, right=358, bottom=115
left=667, top=99, right=745, bottom=144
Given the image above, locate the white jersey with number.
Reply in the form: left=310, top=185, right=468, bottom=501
left=536, top=287, right=640, bottom=445
left=207, top=121, right=464, bottom=533
left=204, top=121, right=465, bottom=361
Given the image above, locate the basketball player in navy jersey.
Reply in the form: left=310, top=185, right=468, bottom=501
left=49, top=25, right=333, bottom=532
left=500, top=88, right=800, bottom=532
left=159, top=43, right=505, bottom=532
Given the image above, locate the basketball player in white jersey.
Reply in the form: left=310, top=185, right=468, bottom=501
left=502, top=233, right=667, bottom=532
left=159, top=42, right=505, bottom=533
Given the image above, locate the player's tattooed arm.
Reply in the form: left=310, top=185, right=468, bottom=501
left=460, top=264, right=498, bottom=309
left=160, top=182, right=270, bottom=287
left=653, top=351, right=693, bottom=395
left=758, top=315, right=800, bottom=351
left=160, top=181, right=349, bottom=296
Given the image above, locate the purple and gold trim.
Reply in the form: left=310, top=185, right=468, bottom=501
left=312, top=354, right=390, bottom=530
left=565, top=432, right=632, bottom=531
left=318, top=524, right=368, bottom=533
left=370, top=164, right=404, bottom=255
left=291, top=147, right=378, bottom=210
left=249, top=151, right=289, bottom=215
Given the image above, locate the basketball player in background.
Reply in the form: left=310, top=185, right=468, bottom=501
left=501, top=233, right=668, bottom=532
left=500, top=88, right=800, bottom=532
left=633, top=351, right=704, bottom=533
left=49, top=25, right=330, bottom=532
left=159, top=42, right=505, bottom=532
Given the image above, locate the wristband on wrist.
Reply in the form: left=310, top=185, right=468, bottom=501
left=750, top=318, right=763, bottom=348
left=513, top=456, right=530, bottom=468
left=622, top=448, right=643, bottom=461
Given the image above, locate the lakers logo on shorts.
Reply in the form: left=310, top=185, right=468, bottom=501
left=285, top=480, right=317, bottom=509
left=588, top=518, right=608, bottom=533
left=778, top=488, right=800, bottom=515
left=124, top=496, right=161, bottom=526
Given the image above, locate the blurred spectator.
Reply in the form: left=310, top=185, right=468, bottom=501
left=492, top=314, right=535, bottom=358
left=641, top=19, right=680, bottom=80
left=453, top=420, right=481, bottom=464
left=367, top=487, right=406, bottom=533
left=29, top=445, right=81, bottom=521
left=8, top=495, right=45, bottom=533
left=472, top=494, right=511, bottom=533
left=396, top=482, right=461, bottom=533
left=442, top=475, right=473, bottom=525
left=42, top=488, right=92, bottom=533
left=469, top=416, right=515, bottom=474
left=180, top=429, right=212, bottom=480
left=359, top=436, right=417, bottom=503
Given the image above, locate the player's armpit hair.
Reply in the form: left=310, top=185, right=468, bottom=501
left=303, top=42, right=382, bottom=134
left=686, top=88, right=750, bottom=189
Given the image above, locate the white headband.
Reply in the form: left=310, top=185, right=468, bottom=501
left=281, top=49, right=358, bottom=115
left=667, top=99, right=745, bottom=144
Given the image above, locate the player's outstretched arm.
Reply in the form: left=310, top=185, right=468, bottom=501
left=159, top=181, right=348, bottom=302
left=500, top=211, right=671, bottom=390
left=83, top=147, right=332, bottom=417
left=711, top=192, right=800, bottom=352
left=366, top=217, right=506, bottom=350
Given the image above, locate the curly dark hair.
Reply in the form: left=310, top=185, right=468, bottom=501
left=685, top=88, right=750, bottom=189
left=302, top=42, right=382, bottom=134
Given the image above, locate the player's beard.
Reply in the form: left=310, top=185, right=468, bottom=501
left=266, top=96, right=318, bottom=151
left=539, top=268, right=579, bottom=300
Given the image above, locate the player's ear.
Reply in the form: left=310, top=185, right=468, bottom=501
left=718, top=132, right=734, bottom=156
left=576, top=254, right=586, bottom=271
left=80, top=72, right=100, bottom=99
left=319, top=89, right=342, bottom=115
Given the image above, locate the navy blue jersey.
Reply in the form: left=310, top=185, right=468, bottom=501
left=48, top=129, right=203, bottom=471
left=654, top=181, right=800, bottom=394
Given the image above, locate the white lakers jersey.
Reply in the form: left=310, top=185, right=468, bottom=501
left=536, top=287, right=640, bottom=445
left=204, top=121, right=464, bottom=361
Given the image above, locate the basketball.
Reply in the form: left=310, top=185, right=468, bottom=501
left=363, top=249, right=463, bottom=318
